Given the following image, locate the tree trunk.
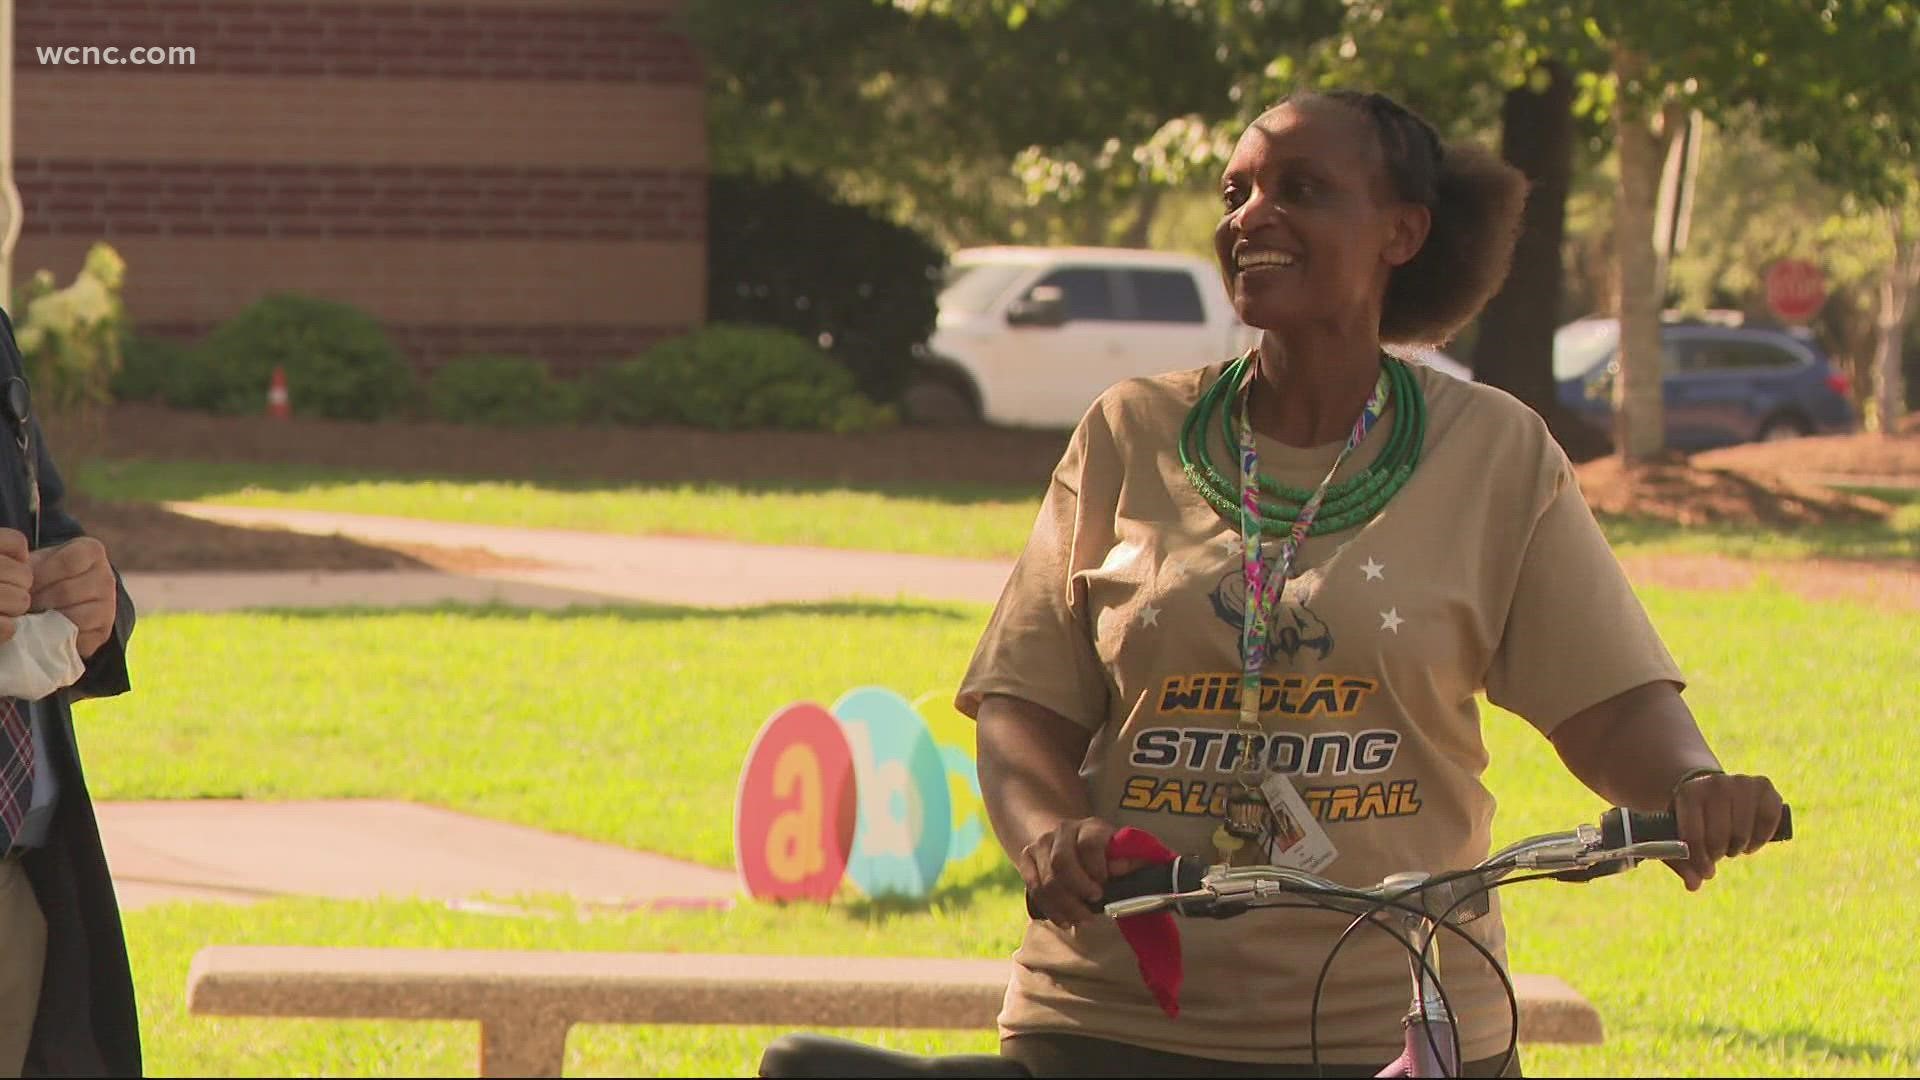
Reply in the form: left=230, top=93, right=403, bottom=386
left=1873, top=213, right=1917, bottom=434
left=1611, top=48, right=1668, bottom=464
left=1119, top=186, right=1161, bottom=249
left=1468, top=62, right=1611, bottom=459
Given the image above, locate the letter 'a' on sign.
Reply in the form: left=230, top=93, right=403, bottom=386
left=734, top=702, right=857, bottom=903
left=835, top=686, right=952, bottom=899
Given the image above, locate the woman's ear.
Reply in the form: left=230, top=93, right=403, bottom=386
left=1383, top=203, right=1432, bottom=268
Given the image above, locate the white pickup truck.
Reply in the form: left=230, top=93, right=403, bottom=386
left=905, top=246, right=1260, bottom=428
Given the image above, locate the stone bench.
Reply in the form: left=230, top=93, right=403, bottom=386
left=185, top=946, right=1603, bottom=1077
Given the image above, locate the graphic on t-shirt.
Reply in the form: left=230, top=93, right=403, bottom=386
left=1116, top=723, right=1424, bottom=825
left=1116, top=773, right=1424, bottom=824
left=1207, top=569, right=1333, bottom=660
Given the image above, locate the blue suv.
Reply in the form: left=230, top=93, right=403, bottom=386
left=1553, top=316, right=1856, bottom=449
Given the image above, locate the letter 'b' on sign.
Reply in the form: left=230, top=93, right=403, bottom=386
left=734, top=703, right=856, bottom=902
left=836, top=686, right=951, bottom=899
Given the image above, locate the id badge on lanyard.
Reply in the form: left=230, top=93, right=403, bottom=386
left=1212, top=358, right=1388, bottom=870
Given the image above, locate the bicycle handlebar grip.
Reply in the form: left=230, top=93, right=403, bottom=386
left=1600, top=803, right=1793, bottom=848
left=1024, top=861, right=1206, bottom=920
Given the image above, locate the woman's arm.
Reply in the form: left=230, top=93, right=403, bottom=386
left=1548, top=680, right=1784, bottom=890
left=977, top=693, right=1138, bottom=927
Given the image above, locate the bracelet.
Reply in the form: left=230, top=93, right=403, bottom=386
left=1668, top=767, right=1725, bottom=809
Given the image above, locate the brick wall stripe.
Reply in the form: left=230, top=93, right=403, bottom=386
left=15, top=74, right=705, bottom=169
left=15, top=0, right=701, bottom=85
left=15, top=160, right=706, bottom=244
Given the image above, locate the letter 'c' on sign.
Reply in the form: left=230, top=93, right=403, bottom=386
left=734, top=703, right=857, bottom=902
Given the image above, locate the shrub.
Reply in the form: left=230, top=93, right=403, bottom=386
left=195, top=293, right=413, bottom=420
left=426, top=355, right=580, bottom=427
left=112, top=334, right=199, bottom=406
left=11, top=242, right=128, bottom=416
left=707, top=173, right=943, bottom=404
left=583, top=324, right=895, bottom=433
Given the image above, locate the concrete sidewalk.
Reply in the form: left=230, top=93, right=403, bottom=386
left=98, top=800, right=741, bottom=913
left=125, top=503, right=1016, bottom=611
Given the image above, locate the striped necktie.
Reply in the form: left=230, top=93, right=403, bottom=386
left=0, top=699, right=30, bottom=850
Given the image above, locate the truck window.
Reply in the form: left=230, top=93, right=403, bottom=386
left=1126, top=269, right=1206, bottom=324
left=1031, top=268, right=1120, bottom=321
left=939, top=262, right=1029, bottom=316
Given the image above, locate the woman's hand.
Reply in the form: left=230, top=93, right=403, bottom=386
left=1669, top=771, right=1786, bottom=891
left=1018, top=816, right=1147, bottom=930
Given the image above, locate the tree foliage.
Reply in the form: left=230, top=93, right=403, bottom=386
left=682, top=0, right=1920, bottom=440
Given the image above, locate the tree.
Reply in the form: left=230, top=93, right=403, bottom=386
left=1465, top=62, right=1614, bottom=458
left=1596, top=1, right=1920, bottom=459
left=678, top=0, right=1276, bottom=248
left=684, top=0, right=1920, bottom=449
left=1870, top=184, right=1919, bottom=432
left=1328, top=1, right=1920, bottom=460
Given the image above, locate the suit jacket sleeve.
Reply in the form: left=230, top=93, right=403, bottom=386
left=0, top=306, right=135, bottom=702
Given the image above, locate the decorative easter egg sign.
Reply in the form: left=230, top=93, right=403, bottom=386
left=733, top=702, right=857, bottom=902
left=735, top=686, right=983, bottom=903
left=915, top=692, right=987, bottom=864
left=835, top=686, right=951, bottom=899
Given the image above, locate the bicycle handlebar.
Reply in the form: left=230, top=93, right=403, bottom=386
left=1023, top=804, right=1793, bottom=923
left=1601, top=804, right=1793, bottom=847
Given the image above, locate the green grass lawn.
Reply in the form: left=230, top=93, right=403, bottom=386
left=75, top=457, right=1920, bottom=562
left=77, top=459, right=1047, bottom=560
left=86, top=600, right=992, bottom=867
left=82, top=585, right=1918, bottom=1076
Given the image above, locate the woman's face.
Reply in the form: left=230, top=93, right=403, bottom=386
left=1213, top=100, right=1429, bottom=333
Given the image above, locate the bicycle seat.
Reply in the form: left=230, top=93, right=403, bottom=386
left=758, top=1033, right=1032, bottom=1078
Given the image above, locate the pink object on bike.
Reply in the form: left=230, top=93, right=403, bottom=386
left=1107, top=827, right=1183, bottom=1018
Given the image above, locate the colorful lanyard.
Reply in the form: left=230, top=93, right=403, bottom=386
left=1230, top=358, right=1390, bottom=799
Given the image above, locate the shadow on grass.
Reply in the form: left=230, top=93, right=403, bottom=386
left=1677, top=1021, right=1917, bottom=1066
left=225, top=598, right=986, bottom=623
left=79, top=458, right=1046, bottom=508
left=838, top=861, right=1027, bottom=919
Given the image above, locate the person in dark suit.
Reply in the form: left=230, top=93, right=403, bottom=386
left=0, top=306, right=140, bottom=1078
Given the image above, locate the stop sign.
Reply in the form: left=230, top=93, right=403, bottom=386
left=1765, top=259, right=1826, bottom=323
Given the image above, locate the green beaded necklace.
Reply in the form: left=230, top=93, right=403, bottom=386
left=1179, top=351, right=1426, bottom=535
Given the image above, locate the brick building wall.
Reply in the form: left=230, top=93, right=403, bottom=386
left=10, top=0, right=707, bottom=378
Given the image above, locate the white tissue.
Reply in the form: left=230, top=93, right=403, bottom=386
left=0, top=611, right=87, bottom=700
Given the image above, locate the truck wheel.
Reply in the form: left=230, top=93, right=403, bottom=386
left=904, top=376, right=980, bottom=427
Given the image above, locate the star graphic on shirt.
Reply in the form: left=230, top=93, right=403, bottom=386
left=1220, top=534, right=1245, bottom=556
left=1140, top=604, right=1161, bottom=627
left=1380, top=608, right=1405, bottom=633
left=1361, top=557, right=1386, bottom=582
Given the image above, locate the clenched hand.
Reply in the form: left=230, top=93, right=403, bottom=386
left=29, top=536, right=117, bottom=658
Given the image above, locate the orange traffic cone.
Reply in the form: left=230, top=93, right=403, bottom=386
left=267, top=366, right=291, bottom=419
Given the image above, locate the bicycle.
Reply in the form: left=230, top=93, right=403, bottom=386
left=756, top=804, right=1793, bottom=1078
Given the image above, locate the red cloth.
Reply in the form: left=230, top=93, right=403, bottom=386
left=1106, top=826, right=1184, bottom=1018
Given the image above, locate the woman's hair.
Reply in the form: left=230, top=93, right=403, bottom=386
left=1274, top=89, right=1529, bottom=345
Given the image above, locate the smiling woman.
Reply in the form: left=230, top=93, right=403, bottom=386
left=955, top=88, right=1791, bottom=1079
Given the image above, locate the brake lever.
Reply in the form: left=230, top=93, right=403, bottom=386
left=1105, top=889, right=1248, bottom=921
left=1547, top=840, right=1690, bottom=882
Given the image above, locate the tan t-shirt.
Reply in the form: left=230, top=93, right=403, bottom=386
left=957, top=359, right=1684, bottom=1064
